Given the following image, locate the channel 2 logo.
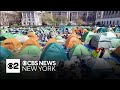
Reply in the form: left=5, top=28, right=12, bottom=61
left=6, top=59, right=20, bottom=73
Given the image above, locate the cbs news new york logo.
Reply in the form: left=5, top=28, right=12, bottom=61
left=6, top=59, right=20, bottom=73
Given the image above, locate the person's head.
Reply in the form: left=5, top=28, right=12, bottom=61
left=95, top=48, right=100, bottom=53
left=101, top=47, right=105, bottom=51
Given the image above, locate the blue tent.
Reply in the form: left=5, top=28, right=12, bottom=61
left=0, top=46, right=12, bottom=61
left=40, top=43, right=68, bottom=61
left=113, top=27, right=120, bottom=33
left=97, top=27, right=107, bottom=33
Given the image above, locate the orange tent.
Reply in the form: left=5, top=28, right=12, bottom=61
left=27, top=32, right=38, bottom=40
left=72, top=28, right=79, bottom=33
left=1, top=38, right=22, bottom=51
left=44, top=38, right=58, bottom=48
left=65, top=36, right=82, bottom=49
left=22, top=38, right=41, bottom=49
left=113, top=46, right=120, bottom=57
left=83, top=29, right=88, bottom=33
left=92, top=29, right=97, bottom=33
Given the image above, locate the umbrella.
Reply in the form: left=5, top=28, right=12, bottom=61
left=15, top=35, right=29, bottom=43
left=18, top=45, right=42, bottom=58
left=0, top=46, right=12, bottom=61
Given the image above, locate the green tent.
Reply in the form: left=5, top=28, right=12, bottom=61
left=55, top=35, right=63, bottom=40
left=1, top=33, right=14, bottom=38
left=18, top=45, right=42, bottom=57
left=13, top=33, right=21, bottom=38
left=111, top=39, right=120, bottom=48
left=69, top=44, right=91, bottom=59
left=81, top=31, right=94, bottom=44
left=40, top=43, right=68, bottom=61
left=0, top=46, right=12, bottom=61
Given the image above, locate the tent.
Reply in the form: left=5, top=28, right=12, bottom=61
left=97, top=27, right=107, bottom=33
left=15, top=35, right=29, bottom=43
left=69, top=44, right=91, bottom=59
left=81, top=31, right=94, bottom=44
left=55, top=36, right=63, bottom=40
left=65, top=36, right=82, bottom=49
left=13, top=33, right=21, bottom=38
left=0, top=46, right=12, bottom=61
left=91, top=58, right=112, bottom=72
left=40, top=43, right=68, bottom=61
left=113, top=46, right=120, bottom=57
left=1, top=33, right=14, bottom=38
left=27, top=32, right=38, bottom=40
left=0, top=36, right=7, bottom=43
left=113, top=27, right=120, bottom=33
left=22, top=38, right=41, bottom=49
left=105, top=32, right=117, bottom=39
left=111, top=39, right=120, bottom=48
left=89, top=34, right=112, bottom=49
left=44, top=38, right=58, bottom=48
left=18, top=45, right=42, bottom=60
left=1, top=38, right=22, bottom=51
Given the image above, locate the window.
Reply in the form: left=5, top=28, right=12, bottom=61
left=110, top=21, right=111, bottom=25
left=107, top=21, right=108, bottom=25
left=113, top=21, right=115, bottom=25
left=117, top=20, right=119, bottom=25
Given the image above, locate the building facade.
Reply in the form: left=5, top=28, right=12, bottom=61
left=21, top=11, right=42, bottom=26
left=46, top=11, right=96, bottom=25
left=95, top=11, right=120, bottom=26
left=0, top=11, right=21, bottom=26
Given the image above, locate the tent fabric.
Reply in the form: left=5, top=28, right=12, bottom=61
left=55, top=36, right=63, bottom=40
left=44, top=38, right=58, bottom=48
left=1, top=33, right=14, bottom=38
left=27, top=32, right=38, bottom=40
left=40, top=43, right=67, bottom=61
left=69, top=44, right=91, bottom=59
left=111, top=39, right=120, bottom=48
left=97, top=27, right=107, bottom=33
left=18, top=45, right=42, bottom=58
left=81, top=31, right=94, bottom=44
left=91, top=50, right=99, bottom=58
left=0, top=36, right=6, bottom=41
left=92, top=58, right=112, bottom=70
left=0, top=46, right=12, bottom=61
left=1, top=38, right=22, bottom=51
left=113, top=27, right=120, bottom=33
left=113, top=46, right=120, bottom=57
left=22, top=38, right=41, bottom=49
left=105, top=32, right=116, bottom=39
left=89, top=35, right=112, bottom=49
left=65, top=36, right=82, bottom=49
left=15, top=35, right=29, bottom=43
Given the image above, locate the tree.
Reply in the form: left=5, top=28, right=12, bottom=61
left=76, top=19, right=86, bottom=25
left=41, top=12, right=54, bottom=25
